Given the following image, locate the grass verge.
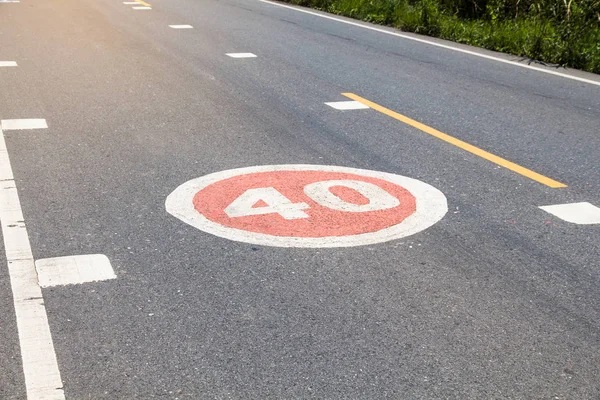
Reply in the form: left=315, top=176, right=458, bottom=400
left=283, top=0, right=600, bottom=74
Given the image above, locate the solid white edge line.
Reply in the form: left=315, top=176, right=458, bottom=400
left=258, top=0, right=600, bottom=88
left=0, top=61, right=18, bottom=67
left=0, top=127, right=65, bottom=399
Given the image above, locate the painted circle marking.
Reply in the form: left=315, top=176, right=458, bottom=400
left=166, top=165, right=447, bottom=248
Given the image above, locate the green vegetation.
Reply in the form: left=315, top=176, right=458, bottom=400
left=285, top=0, right=600, bottom=73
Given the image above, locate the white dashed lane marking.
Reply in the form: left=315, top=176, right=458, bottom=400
left=226, top=53, right=257, bottom=58
left=0, top=125, right=65, bottom=399
left=325, top=100, right=369, bottom=110
left=1, top=119, right=48, bottom=130
left=132, top=6, right=151, bottom=9
left=0, top=61, right=18, bottom=67
left=35, top=255, right=116, bottom=288
left=540, top=202, right=600, bottom=225
left=169, top=25, right=193, bottom=29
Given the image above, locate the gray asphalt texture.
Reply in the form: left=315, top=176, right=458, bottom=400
left=1, top=0, right=599, bottom=398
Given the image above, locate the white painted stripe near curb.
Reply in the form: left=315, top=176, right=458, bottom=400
left=325, top=100, right=369, bottom=110
left=36, top=255, right=116, bottom=288
left=0, top=61, right=18, bottom=67
left=258, top=0, right=600, bottom=88
left=132, top=6, right=151, bottom=9
left=539, top=202, right=600, bottom=224
left=169, top=25, right=193, bottom=29
left=0, top=126, right=65, bottom=399
left=226, top=53, right=257, bottom=58
left=1, top=119, right=48, bottom=131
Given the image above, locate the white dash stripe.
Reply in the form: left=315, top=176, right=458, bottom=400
left=169, top=25, right=193, bottom=29
left=0, top=61, right=18, bottom=67
left=226, top=53, right=257, bottom=58
left=325, top=100, right=369, bottom=110
left=36, top=254, right=116, bottom=288
left=132, top=6, right=151, bottom=9
left=539, top=202, right=600, bottom=224
left=1, top=119, right=48, bottom=131
left=0, top=126, right=65, bottom=399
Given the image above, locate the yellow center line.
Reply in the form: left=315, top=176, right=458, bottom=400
left=342, top=92, right=567, bottom=189
left=136, top=0, right=152, bottom=6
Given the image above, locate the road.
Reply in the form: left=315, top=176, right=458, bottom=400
left=1, top=0, right=599, bottom=398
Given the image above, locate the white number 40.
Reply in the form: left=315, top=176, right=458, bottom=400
left=224, top=180, right=400, bottom=220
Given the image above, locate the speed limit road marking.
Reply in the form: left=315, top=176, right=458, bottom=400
left=166, top=165, right=447, bottom=248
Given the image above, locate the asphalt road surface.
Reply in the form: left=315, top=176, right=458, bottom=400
left=1, top=0, right=599, bottom=398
